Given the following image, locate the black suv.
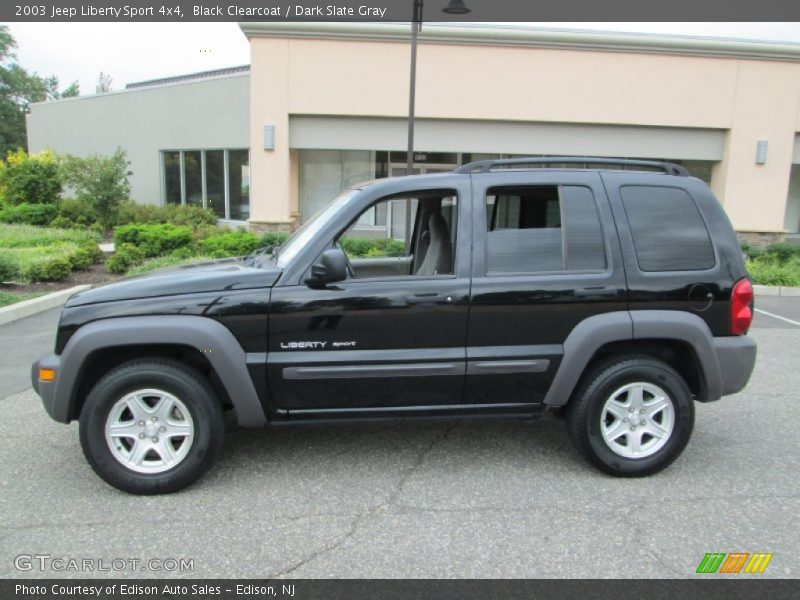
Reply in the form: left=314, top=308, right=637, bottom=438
left=32, top=157, right=757, bottom=494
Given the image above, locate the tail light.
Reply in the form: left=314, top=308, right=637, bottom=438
left=730, top=278, right=753, bottom=335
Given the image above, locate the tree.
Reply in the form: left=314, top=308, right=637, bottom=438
left=0, top=26, right=80, bottom=156
left=62, top=149, right=131, bottom=228
left=96, top=71, right=112, bottom=94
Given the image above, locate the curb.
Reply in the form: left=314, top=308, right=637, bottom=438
left=753, top=284, right=800, bottom=297
left=0, top=285, right=91, bottom=326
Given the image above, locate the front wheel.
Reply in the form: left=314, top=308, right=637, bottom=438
left=567, top=356, right=694, bottom=477
left=79, top=359, right=224, bottom=494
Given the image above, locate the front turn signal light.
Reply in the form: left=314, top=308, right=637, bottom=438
left=38, top=368, right=56, bottom=382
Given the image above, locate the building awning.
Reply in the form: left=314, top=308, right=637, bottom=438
left=289, top=116, right=726, bottom=161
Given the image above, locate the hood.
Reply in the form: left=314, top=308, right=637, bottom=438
left=65, top=258, right=282, bottom=307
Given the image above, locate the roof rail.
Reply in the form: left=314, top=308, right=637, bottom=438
left=453, top=157, right=691, bottom=177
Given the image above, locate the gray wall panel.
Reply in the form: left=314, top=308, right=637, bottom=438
left=27, top=74, right=250, bottom=205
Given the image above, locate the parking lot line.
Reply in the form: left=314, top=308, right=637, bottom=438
left=754, top=308, right=800, bottom=327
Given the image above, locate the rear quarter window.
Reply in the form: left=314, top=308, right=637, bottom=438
left=620, top=185, right=715, bottom=272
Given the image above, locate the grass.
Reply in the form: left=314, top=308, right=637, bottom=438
left=0, top=223, right=99, bottom=248
left=126, top=255, right=217, bottom=276
left=0, top=290, right=46, bottom=308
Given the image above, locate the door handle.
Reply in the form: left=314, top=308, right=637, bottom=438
left=407, top=293, right=453, bottom=304
left=574, top=286, right=618, bottom=298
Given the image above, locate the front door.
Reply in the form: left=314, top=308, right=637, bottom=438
left=267, top=185, right=470, bottom=414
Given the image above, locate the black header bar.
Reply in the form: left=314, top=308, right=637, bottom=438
left=4, top=0, right=800, bottom=22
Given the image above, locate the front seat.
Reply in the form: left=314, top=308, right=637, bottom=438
left=415, top=212, right=452, bottom=276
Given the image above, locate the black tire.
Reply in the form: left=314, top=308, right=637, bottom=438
left=79, top=359, right=224, bottom=494
left=566, top=355, right=694, bottom=477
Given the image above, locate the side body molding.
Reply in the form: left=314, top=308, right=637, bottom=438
left=55, top=316, right=267, bottom=427
left=543, top=310, right=724, bottom=406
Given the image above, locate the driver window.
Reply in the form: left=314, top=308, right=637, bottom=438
left=336, top=191, right=458, bottom=279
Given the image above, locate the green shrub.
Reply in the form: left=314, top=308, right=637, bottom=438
left=0, top=149, right=62, bottom=205
left=339, top=236, right=406, bottom=258
left=89, top=222, right=105, bottom=236
left=113, top=223, right=193, bottom=257
left=58, top=198, right=98, bottom=225
left=105, top=243, right=145, bottom=274
left=49, top=215, right=75, bottom=229
left=746, top=256, right=800, bottom=287
left=199, top=230, right=260, bottom=258
left=259, top=231, right=289, bottom=249
left=764, top=242, right=800, bottom=263
left=0, top=203, right=59, bottom=226
left=68, top=243, right=103, bottom=270
left=116, top=201, right=217, bottom=228
left=29, top=256, right=71, bottom=281
left=340, top=237, right=376, bottom=257
left=0, top=253, right=18, bottom=282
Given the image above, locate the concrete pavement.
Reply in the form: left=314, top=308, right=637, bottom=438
left=1, top=299, right=798, bottom=578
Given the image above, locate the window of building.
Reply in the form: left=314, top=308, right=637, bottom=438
left=161, top=149, right=250, bottom=221
left=485, top=185, right=606, bottom=274
left=620, top=185, right=715, bottom=272
left=336, top=192, right=457, bottom=279
left=163, top=151, right=181, bottom=205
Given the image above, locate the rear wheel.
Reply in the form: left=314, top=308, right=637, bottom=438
left=79, top=359, right=224, bottom=494
left=567, top=356, right=694, bottom=476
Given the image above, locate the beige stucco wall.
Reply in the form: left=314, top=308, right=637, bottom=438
left=248, top=33, right=800, bottom=231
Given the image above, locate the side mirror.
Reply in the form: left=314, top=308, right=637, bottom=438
left=306, top=248, right=348, bottom=286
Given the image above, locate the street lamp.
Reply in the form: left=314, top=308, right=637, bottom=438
left=404, top=0, right=470, bottom=243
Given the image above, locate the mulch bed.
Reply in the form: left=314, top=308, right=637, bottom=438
left=0, top=262, right=123, bottom=295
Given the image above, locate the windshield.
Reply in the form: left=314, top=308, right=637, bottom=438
left=274, top=189, right=357, bottom=268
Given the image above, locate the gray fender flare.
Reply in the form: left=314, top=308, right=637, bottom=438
left=55, top=316, right=266, bottom=427
left=543, top=310, right=722, bottom=406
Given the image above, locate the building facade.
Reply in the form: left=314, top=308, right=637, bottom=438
left=28, top=23, right=800, bottom=238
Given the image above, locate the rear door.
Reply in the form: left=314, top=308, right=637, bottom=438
left=465, top=170, right=627, bottom=405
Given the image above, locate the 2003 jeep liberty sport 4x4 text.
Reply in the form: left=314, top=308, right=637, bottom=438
left=32, top=157, right=757, bottom=494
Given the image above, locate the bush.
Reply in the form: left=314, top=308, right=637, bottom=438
left=0, top=253, right=17, bottom=282
left=68, top=242, right=103, bottom=270
left=57, top=198, right=98, bottom=225
left=113, top=223, right=193, bottom=257
left=746, top=256, right=800, bottom=287
left=764, top=242, right=800, bottom=263
left=0, top=149, right=62, bottom=205
left=259, top=231, right=289, bottom=249
left=116, top=201, right=217, bottom=228
left=340, top=237, right=376, bottom=258
left=29, top=256, right=71, bottom=281
left=0, top=203, right=58, bottom=226
left=340, top=236, right=406, bottom=258
left=200, top=230, right=260, bottom=258
left=49, top=215, right=75, bottom=229
left=61, top=149, right=131, bottom=229
left=105, top=243, right=145, bottom=274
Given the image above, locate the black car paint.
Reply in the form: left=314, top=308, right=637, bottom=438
left=49, top=168, right=749, bottom=422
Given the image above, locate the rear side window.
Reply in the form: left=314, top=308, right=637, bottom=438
left=485, top=185, right=606, bottom=273
left=620, top=186, right=715, bottom=272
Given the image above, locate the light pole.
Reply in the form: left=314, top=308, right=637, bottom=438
left=404, top=0, right=470, bottom=244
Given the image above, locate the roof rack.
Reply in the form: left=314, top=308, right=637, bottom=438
left=453, top=157, right=691, bottom=177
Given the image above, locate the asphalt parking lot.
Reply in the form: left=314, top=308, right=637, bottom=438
left=1, top=299, right=798, bottom=579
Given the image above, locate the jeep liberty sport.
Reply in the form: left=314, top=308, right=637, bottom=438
left=32, top=157, right=757, bottom=494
